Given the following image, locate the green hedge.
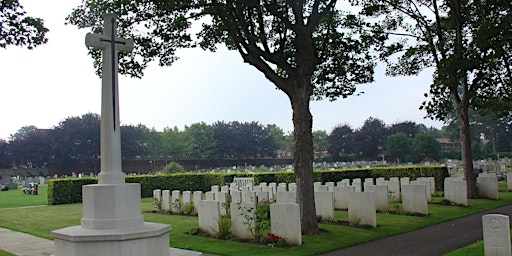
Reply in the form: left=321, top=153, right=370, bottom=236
left=47, top=166, right=448, bottom=205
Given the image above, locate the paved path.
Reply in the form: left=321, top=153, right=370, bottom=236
left=0, top=227, right=204, bottom=256
left=319, top=204, right=512, bottom=256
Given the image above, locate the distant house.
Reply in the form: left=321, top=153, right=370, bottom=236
left=436, top=138, right=461, bottom=152
left=276, top=149, right=293, bottom=159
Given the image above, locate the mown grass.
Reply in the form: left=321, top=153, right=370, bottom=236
left=0, top=185, right=48, bottom=208
left=0, top=249, right=15, bottom=256
left=0, top=184, right=511, bottom=255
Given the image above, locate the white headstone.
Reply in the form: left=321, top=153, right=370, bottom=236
left=325, top=182, right=335, bottom=192
left=401, top=184, right=428, bottom=215
left=171, top=190, right=181, bottom=213
left=276, top=191, right=296, bottom=204
left=348, top=191, right=376, bottom=227
left=477, top=174, right=499, bottom=200
left=417, top=177, right=435, bottom=195
left=242, top=191, right=257, bottom=204
left=183, top=191, right=192, bottom=206
left=161, top=190, right=170, bottom=212
left=483, top=214, right=511, bottom=256
left=270, top=203, right=302, bottom=245
left=205, top=191, right=215, bottom=201
left=288, top=183, right=297, bottom=192
left=334, top=186, right=354, bottom=210
left=352, top=180, right=362, bottom=192
left=315, top=191, right=334, bottom=221
left=231, top=202, right=256, bottom=240
left=193, top=191, right=203, bottom=204
left=365, top=185, right=389, bottom=212
left=211, top=185, right=220, bottom=192
left=216, top=191, right=228, bottom=216
left=256, top=191, right=269, bottom=203
left=507, top=173, right=512, bottom=192
left=411, top=180, right=432, bottom=203
left=153, top=189, right=162, bottom=211
left=197, top=200, right=221, bottom=235
left=444, top=177, right=467, bottom=206
left=400, top=177, right=410, bottom=192
left=314, top=182, right=322, bottom=192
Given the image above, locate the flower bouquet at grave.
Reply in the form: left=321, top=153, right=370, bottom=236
left=261, top=233, right=287, bottom=248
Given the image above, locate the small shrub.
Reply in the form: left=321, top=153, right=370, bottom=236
left=216, top=216, right=231, bottom=239
left=162, top=162, right=185, bottom=174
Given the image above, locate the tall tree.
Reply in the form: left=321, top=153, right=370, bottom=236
left=0, top=0, right=48, bottom=49
left=49, top=113, right=101, bottom=170
left=313, top=130, right=328, bottom=156
left=8, top=128, right=50, bottom=168
left=120, top=124, right=147, bottom=159
left=183, top=122, right=217, bottom=159
left=67, top=0, right=386, bottom=233
left=386, top=132, right=411, bottom=164
left=327, top=124, right=354, bottom=159
left=361, top=0, right=511, bottom=198
left=410, top=133, right=441, bottom=162
left=353, top=117, right=387, bottom=159
left=387, top=121, right=420, bottom=138
left=0, top=139, right=10, bottom=168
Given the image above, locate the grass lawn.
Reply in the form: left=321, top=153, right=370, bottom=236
left=0, top=184, right=511, bottom=255
left=0, top=185, right=48, bottom=208
left=0, top=250, right=15, bottom=256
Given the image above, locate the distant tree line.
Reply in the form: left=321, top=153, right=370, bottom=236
left=0, top=112, right=510, bottom=170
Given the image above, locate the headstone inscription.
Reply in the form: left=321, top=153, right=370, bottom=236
left=482, top=214, right=511, bottom=256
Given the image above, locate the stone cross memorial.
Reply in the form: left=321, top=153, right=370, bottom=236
left=51, top=14, right=171, bottom=256
left=84, top=13, right=134, bottom=185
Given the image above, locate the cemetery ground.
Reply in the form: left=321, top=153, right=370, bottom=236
left=1, top=185, right=512, bottom=255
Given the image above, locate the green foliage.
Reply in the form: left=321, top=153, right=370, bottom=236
left=162, top=161, right=185, bottom=174
left=47, top=178, right=96, bottom=205
left=216, top=216, right=231, bottom=239
left=47, top=166, right=449, bottom=204
left=0, top=0, right=48, bottom=49
left=386, top=132, right=411, bottom=163
left=410, top=133, right=441, bottom=162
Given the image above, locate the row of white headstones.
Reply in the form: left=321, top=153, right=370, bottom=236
left=152, top=172, right=503, bottom=247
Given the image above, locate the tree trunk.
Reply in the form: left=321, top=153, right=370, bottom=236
left=289, top=81, right=319, bottom=235
left=458, top=107, right=477, bottom=198
left=451, top=0, right=477, bottom=199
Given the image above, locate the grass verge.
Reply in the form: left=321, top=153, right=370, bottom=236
left=0, top=185, right=511, bottom=255
left=0, top=249, right=15, bottom=256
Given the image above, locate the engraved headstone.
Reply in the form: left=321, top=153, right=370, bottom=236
left=483, top=214, right=511, bottom=256
left=270, top=203, right=302, bottom=245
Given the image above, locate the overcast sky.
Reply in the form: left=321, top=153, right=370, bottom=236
left=0, top=0, right=444, bottom=140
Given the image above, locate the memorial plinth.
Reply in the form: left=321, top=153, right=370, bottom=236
left=51, top=13, right=171, bottom=256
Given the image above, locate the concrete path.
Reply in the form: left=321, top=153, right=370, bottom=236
left=0, top=227, right=204, bottom=256
left=318, top=204, right=512, bottom=256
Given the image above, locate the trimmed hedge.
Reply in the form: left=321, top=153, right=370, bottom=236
left=47, top=166, right=449, bottom=205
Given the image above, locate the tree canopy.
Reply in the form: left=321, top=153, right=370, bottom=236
left=360, top=0, right=511, bottom=198
left=0, top=0, right=48, bottom=49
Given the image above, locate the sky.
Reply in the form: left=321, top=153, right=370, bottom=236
left=0, top=0, right=444, bottom=141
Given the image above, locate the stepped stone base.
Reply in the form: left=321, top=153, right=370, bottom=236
left=52, top=222, right=171, bottom=256
left=52, top=183, right=171, bottom=256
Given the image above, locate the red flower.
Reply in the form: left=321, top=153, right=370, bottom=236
left=266, top=233, right=281, bottom=241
